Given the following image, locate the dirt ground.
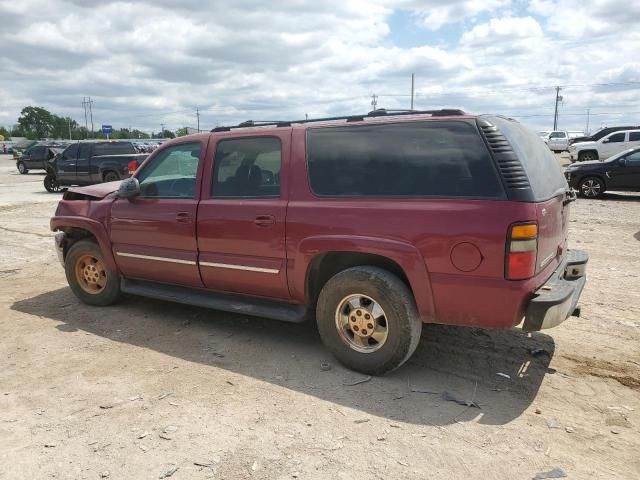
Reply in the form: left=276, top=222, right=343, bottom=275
left=0, top=153, right=639, bottom=480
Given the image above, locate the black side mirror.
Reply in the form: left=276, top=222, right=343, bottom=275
left=618, top=158, right=627, bottom=166
left=117, top=177, right=140, bottom=199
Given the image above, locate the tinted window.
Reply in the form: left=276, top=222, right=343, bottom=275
left=78, top=143, right=92, bottom=158
left=212, top=137, right=281, bottom=198
left=307, top=121, right=502, bottom=198
left=626, top=152, right=640, bottom=167
left=94, top=142, right=136, bottom=156
left=550, top=132, right=566, bottom=138
left=30, top=147, right=45, bottom=158
left=629, top=132, right=640, bottom=142
left=62, top=144, right=79, bottom=160
left=138, top=143, right=201, bottom=198
left=608, top=133, right=625, bottom=143
left=487, top=116, right=567, bottom=201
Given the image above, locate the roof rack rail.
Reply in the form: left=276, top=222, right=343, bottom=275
left=210, top=108, right=465, bottom=132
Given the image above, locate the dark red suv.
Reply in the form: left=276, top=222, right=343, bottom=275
left=51, top=110, right=587, bottom=374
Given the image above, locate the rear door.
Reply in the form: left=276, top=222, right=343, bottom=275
left=628, top=131, right=640, bottom=150
left=57, top=143, right=80, bottom=183
left=75, top=143, right=93, bottom=183
left=110, top=141, right=206, bottom=287
left=197, top=132, right=290, bottom=299
left=610, top=151, right=640, bottom=189
left=24, top=146, right=45, bottom=168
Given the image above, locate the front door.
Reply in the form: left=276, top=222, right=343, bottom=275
left=110, top=141, right=206, bottom=288
left=197, top=133, right=290, bottom=299
left=600, top=132, right=627, bottom=159
left=609, top=151, right=640, bottom=189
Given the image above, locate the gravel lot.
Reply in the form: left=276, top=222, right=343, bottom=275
left=1, top=153, right=639, bottom=479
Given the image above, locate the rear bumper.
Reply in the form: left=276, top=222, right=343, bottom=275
left=523, top=249, right=588, bottom=331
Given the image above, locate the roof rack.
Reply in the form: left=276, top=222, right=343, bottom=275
left=210, top=108, right=466, bottom=132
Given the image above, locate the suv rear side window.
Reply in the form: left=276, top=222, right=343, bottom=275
left=307, top=121, right=503, bottom=198
left=628, top=132, right=640, bottom=142
left=212, top=137, right=281, bottom=198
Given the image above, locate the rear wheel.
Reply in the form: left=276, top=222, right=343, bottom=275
left=17, top=162, right=28, bottom=174
left=65, top=240, right=121, bottom=306
left=316, top=266, right=422, bottom=375
left=578, top=176, right=605, bottom=198
left=103, top=171, right=119, bottom=183
left=578, top=151, right=597, bottom=162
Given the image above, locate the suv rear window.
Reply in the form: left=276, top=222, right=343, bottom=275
left=486, top=116, right=567, bottom=201
left=307, top=121, right=503, bottom=198
left=93, top=142, right=136, bottom=156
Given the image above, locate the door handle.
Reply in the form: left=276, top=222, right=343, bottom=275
left=176, top=212, right=193, bottom=223
left=254, top=214, right=275, bottom=226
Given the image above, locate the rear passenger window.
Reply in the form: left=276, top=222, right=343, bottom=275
left=212, top=137, right=281, bottom=198
left=629, top=132, right=640, bottom=142
left=307, top=122, right=503, bottom=198
left=94, top=142, right=136, bottom=156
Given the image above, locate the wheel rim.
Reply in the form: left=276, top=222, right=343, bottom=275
left=582, top=153, right=594, bottom=161
left=581, top=179, right=601, bottom=197
left=335, top=294, right=389, bottom=353
left=75, top=254, right=107, bottom=294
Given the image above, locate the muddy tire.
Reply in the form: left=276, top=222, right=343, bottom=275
left=65, top=240, right=121, bottom=306
left=316, top=266, right=422, bottom=375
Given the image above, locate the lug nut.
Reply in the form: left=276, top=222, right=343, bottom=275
left=367, top=323, right=373, bottom=329
left=356, top=310, right=362, bottom=316
left=353, top=326, right=359, bottom=331
left=362, top=329, right=368, bottom=335
left=365, top=314, right=371, bottom=320
left=350, top=316, right=356, bottom=322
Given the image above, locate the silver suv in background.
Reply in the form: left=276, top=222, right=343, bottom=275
left=546, top=130, right=585, bottom=152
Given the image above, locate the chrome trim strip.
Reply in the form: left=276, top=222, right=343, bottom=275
left=199, top=261, right=279, bottom=274
left=116, top=252, right=196, bottom=265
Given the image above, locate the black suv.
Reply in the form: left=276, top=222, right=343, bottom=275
left=16, top=144, right=66, bottom=174
left=565, top=147, right=640, bottom=198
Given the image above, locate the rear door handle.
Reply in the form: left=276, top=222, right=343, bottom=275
left=254, top=214, right=275, bottom=226
left=176, top=212, right=193, bottom=223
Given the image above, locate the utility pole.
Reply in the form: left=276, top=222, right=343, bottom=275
left=370, top=94, right=378, bottom=111
left=81, top=97, right=89, bottom=138
left=410, top=73, right=415, bottom=111
left=196, top=108, right=200, bottom=133
left=88, top=97, right=94, bottom=138
left=585, top=108, right=590, bottom=134
left=160, top=123, right=165, bottom=139
left=68, top=118, right=72, bottom=140
left=553, top=86, right=562, bottom=130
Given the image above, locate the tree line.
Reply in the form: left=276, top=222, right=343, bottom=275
left=3, top=106, right=185, bottom=141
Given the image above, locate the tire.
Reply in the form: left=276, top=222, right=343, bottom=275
left=103, top=171, right=119, bottom=183
left=578, top=176, right=605, bottom=198
left=17, top=162, right=28, bottom=174
left=44, top=174, right=62, bottom=193
left=64, top=239, right=121, bottom=306
left=578, top=151, right=597, bottom=162
left=316, top=266, right=422, bottom=375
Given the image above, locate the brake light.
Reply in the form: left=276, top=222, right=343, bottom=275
left=506, top=222, right=538, bottom=280
left=128, top=160, right=139, bottom=174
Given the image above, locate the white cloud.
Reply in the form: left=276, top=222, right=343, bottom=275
left=461, top=17, right=543, bottom=44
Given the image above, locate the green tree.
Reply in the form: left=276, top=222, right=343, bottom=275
left=17, top=106, right=54, bottom=139
left=175, top=127, right=189, bottom=137
left=0, top=127, right=10, bottom=140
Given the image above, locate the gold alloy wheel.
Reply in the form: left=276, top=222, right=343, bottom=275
left=335, top=294, right=389, bottom=353
left=75, top=254, right=107, bottom=294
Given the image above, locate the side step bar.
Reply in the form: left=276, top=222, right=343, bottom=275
left=121, top=279, right=308, bottom=323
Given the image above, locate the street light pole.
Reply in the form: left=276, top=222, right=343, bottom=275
left=553, top=86, right=562, bottom=130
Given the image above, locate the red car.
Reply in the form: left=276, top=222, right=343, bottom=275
left=51, top=110, right=587, bottom=374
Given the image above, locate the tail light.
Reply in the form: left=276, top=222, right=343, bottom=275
left=506, top=222, right=538, bottom=280
left=128, top=160, right=139, bottom=175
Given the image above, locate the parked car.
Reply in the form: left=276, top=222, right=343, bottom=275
left=16, top=144, right=65, bottom=174
left=545, top=130, right=584, bottom=152
left=565, top=147, right=640, bottom=198
left=44, top=141, right=148, bottom=192
left=569, top=129, right=640, bottom=162
left=50, top=110, right=587, bottom=374
left=569, top=125, right=640, bottom=145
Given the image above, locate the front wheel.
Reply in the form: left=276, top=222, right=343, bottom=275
left=17, top=162, right=28, bottom=174
left=316, top=266, right=422, bottom=375
left=578, top=151, right=597, bottom=162
left=44, top=174, right=63, bottom=193
left=65, top=240, right=121, bottom=306
left=578, top=176, right=605, bottom=198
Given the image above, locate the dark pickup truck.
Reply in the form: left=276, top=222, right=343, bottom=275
left=16, top=144, right=66, bottom=174
left=44, top=141, right=147, bottom=192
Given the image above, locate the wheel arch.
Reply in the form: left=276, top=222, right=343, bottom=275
left=50, top=217, right=118, bottom=272
left=578, top=149, right=599, bottom=161
left=294, top=236, right=435, bottom=321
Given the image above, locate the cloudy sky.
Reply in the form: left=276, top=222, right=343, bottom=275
left=1, top=0, right=639, bottom=134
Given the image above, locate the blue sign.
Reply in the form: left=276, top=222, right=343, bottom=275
left=101, top=125, right=113, bottom=134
